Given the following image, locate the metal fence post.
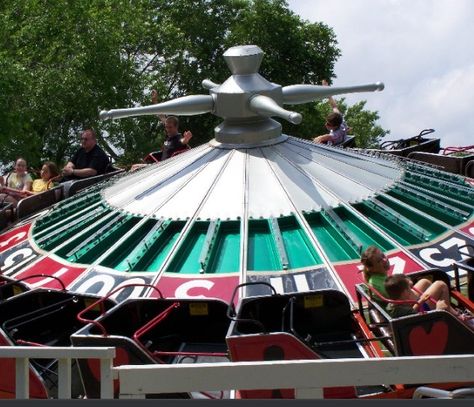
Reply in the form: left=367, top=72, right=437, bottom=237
left=15, top=357, right=29, bottom=399
left=58, top=358, right=72, bottom=399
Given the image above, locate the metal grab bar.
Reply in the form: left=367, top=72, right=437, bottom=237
left=226, top=282, right=278, bottom=334
left=364, top=283, right=421, bottom=309
left=15, top=339, right=47, bottom=347
left=152, top=350, right=227, bottom=358
left=133, top=302, right=181, bottom=360
left=76, top=283, right=164, bottom=336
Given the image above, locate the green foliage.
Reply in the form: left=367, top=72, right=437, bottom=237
left=345, top=101, right=390, bottom=148
left=0, top=0, right=388, bottom=171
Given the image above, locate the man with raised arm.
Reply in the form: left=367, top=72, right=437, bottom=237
left=130, top=91, right=193, bottom=171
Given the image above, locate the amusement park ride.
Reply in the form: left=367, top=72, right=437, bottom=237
left=0, top=45, right=473, bottom=399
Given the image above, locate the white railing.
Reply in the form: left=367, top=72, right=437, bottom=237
left=114, top=355, right=474, bottom=399
left=0, top=346, right=115, bottom=399
left=2, top=347, right=474, bottom=399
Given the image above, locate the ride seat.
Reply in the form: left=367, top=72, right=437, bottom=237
left=340, top=135, right=356, bottom=148
left=143, top=145, right=191, bottom=164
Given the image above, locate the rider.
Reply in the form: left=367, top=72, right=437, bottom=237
left=313, top=80, right=350, bottom=146
left=384, top=274, right=474, bottom=327
left=130, top=91, right=193, bottom=171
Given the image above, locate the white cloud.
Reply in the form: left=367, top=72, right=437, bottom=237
left=287, top=0, right=474, bottom=146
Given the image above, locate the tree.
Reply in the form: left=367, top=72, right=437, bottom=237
left=0, top=0, right=147, bottom=168
left=0, top=0, right=388, bottom=171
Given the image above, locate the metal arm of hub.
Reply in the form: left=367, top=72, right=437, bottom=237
left=99, top=95, right=214, bottom=121
left=282, top=82, right=384, bottom=105
left=99, top=45, right=384, bottom=145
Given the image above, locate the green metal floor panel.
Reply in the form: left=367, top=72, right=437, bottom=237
left=377, top=194, right=447, bottom=236
left=140, top=231, right=181, bottom=271
left=247, top=220, right=281, bottom=271
left=404, top=174, right=474, bottom=208
left=166, top=223, right=209, bottom=274
left=49, top=208, right=115, bottom=256
left=100, top=219, right=161, bottom=271
left=206, top=223, right=241, bottom=273
left=305, top=213, right=356, bottom=262
left=141, top=222, right=185, bottom=272
left=36, top=206, right=110, bottom=251
left=352, top=202, right=420, bottom=246
left=278, top=217, right=321, bottom=268
left=333, top=207, right=394, bottom=253
left=67, top=216, right=140, bottom=264
left=387, top=188, right=466, bottom=226
left=33, top=192, right=102, bottom=233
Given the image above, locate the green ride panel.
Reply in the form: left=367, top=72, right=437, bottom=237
left=66, top=216, right=140, bottom=264
left=247, top=219, right=281, bottom=271
left=333, top=207, right=394, bottom=253
left=305, top=212, right=356, bottom=262
left=377, top=194, right=447, bottom=236
left=206, top=221, right=240, bottom=273
left=100, top=219, right=164, bottom=271
left=278, top=216, right=321, bottom=268
left=387, top=187, right=466, bottom=226
left=33, top=191, right=102, bottom=233
left=48, top=207, right=115, bottom=255
left=166, top=222, right=209, bottom=274
left=138, top=221, right=186, bottom=272
left=353, top=201, right=424, bottom=245
left=404, top=173, right=474, bottom=208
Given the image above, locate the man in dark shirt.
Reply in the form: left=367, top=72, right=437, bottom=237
left=62, top=129, right=109, bottom=180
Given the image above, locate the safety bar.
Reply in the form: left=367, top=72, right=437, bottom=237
left=442, top=145, right=474, bottom=156
left=227, top=281, right=278, bottom=318
left=380, top=129, right=435, bottom=149
left=133, top=302, right=180, bottom=341
left=152, top=350, right=228, bottom=358
left=15, top=339, right=47, bottom=347
left=281, top=296, right=297, bottom=335
left=133, top=302, right=181, bottom=360
left=363, top=283, right=422, bottom=309
left=77, top=283, right=164, bottom=336
left=310, top=335, right=393, bottom=349
left=227, top=282, right=279, bottom=334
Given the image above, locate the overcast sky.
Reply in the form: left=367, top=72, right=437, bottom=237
left=287, top=0, right=474, bottom=147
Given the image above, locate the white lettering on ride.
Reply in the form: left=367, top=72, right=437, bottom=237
left=3, top=247, right=34, bottom=269
left=109, top=278, right=147, bottom=300
left=418, top=237, right=470, bottom=267
left=74, top=274, right=116, bottom=297
left=174, top=280, right=214, bottom=298
left=418, top=248, right=453, bottom=267
left=0, top=231, right=27, bottom=250
left=293, top=274, right=309, bottom=291
left=389, top=256, right=406, bottom=275
left=269, top=277, right=284, bottom=294
left=27, top=267, right=69, bottom=288
left=441, top=237, right=471, bottom=260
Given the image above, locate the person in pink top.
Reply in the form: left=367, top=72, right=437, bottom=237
left=313, top=80, right=350, bottom=146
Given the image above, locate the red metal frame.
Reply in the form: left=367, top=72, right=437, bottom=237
left=76, top=283, right=163, bottom=336
left=441, top=145, right=474, bottom=155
